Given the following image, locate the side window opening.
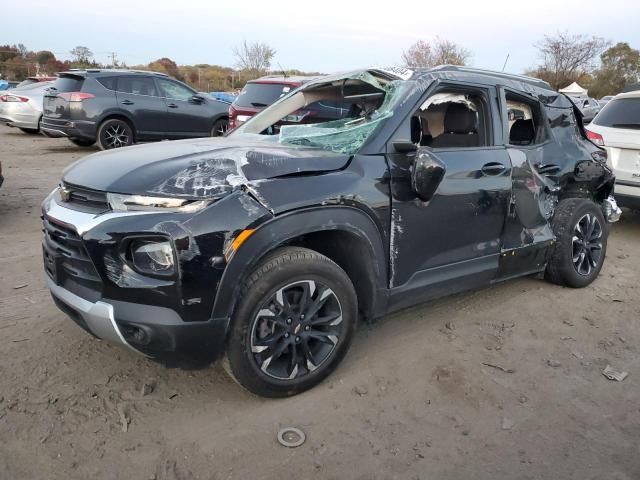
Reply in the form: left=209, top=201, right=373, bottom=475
left=117, top=76, right=159, bottom=97
left=411, top=90, right=489, bottom=149
left=97, top=76, right=117, bottom=91
left=156, top=79, right=195, bottom=101
left=506, top=93, right=547, bottom=146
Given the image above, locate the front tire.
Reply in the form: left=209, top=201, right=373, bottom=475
left=211, top=118, right=228, bottom=137
left=545, top=198, right=607, bottom=288
left=97, top=118, right=134, bottom=150
left=225, top=247, right=357, bottom=397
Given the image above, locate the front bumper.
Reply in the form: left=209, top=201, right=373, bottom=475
left=42, top=192, right=230, bottom=364
left=47, top=276, right=139, bottom=353
left=48, top=276, right=229, bottom=363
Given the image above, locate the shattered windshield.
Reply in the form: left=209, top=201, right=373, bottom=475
left=231, top=71, right=412, bottom=154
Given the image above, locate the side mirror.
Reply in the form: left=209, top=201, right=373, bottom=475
left=190, top=94, right=205, bottom=104
left=411, top=150, right=446, bottom=202
left=393, top=140, right=417, bottom=153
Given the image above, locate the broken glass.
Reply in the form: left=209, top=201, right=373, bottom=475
left=277, top=79, right=410, bottom=154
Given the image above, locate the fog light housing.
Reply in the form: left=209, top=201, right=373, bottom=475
left=130, top=239, right=175, bottom=275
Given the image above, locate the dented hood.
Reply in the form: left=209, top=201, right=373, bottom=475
left=62, top=136, right=351, bottom=198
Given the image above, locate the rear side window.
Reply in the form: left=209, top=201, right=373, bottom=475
left=50, top=75, right=84, bottom=92
left=234, top=83, right=294, bottom=108
left=592, top=98, right=640, bottom=129
left=505, top=92, right=548, bottom=146
left=117, top=76, right=159, bottom=96
left=97, top=77, right=117, bottom=91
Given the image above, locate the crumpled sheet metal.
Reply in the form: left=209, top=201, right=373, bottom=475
left=150, top=146, right=348, bottom=200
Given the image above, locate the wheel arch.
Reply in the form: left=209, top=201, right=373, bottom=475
left=211, top=206, right=388, bottom=323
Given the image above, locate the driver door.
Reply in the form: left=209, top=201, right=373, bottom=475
left=156, top=78, right=211, bottom=137
left=386, top=82, right=511, bottom=309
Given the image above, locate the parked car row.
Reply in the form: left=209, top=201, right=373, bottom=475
left=40, top=70, right=231, bottom=149
left=1, top=69, right=231, bottom=150
left=568, top=95, right=601, bottom=123
left=0, top=81, right=53, bottom=133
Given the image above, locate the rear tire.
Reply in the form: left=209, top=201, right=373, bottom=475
left=19, top=127, right=39, bottom=134
left=97, top=118, right=134, bottom=150
left=225, top=247, right=357, bottom=397
left=68, top=138, right=96, bottom=147
left=545, top=198, right=607, bottom=288
left=211, top=118, right=228, bottom=137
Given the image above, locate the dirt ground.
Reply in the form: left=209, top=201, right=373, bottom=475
left=0, top=124, right=639, bottom=480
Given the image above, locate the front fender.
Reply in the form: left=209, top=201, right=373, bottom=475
left=211, top=205, right=387, bottom=321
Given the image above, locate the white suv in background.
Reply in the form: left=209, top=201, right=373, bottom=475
left=586, top=91, right=640, bottom=209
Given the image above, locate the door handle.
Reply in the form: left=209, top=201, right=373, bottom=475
left=167, top=103, right=178, bottom=109
left=120, top=100, right=134, bottom=105
left=481, top=162, right=507, bottom=176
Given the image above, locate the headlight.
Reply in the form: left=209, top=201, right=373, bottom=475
left=107, top=193, right=209, bottom=212
left=130, top=239, right=175, bottom=275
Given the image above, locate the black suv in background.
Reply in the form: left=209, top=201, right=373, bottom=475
left=41, top=70, right=229, bottom=150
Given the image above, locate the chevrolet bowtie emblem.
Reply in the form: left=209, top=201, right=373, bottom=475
left=59, top=187, right=71, bottom=202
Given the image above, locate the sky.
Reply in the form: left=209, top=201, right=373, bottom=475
left=3, top=0, right=640, bottom=75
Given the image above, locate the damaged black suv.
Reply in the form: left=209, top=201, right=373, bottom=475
left=43, top=66, right=620, bottom=397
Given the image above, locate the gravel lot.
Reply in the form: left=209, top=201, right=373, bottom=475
left=1, top=125, right=639, bottom=480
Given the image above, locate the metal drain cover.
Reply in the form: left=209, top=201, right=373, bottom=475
left=277, top=427, right=306, bottom=448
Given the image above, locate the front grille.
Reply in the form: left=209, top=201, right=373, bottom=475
left=42, top=216, right=102, bottom=296
left=61, top=184, right=110, bottom=213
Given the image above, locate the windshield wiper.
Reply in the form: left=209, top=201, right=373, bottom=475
left=612, top=123, right=640, bottom=129
left=251, top=102, right=268, bottom=107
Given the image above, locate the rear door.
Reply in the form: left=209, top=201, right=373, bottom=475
left=590, top=97, right=640, bottom=189
left=497, top=87, right=557, bottom=277
left=115, top=76, right=168, bottom=139
left=155, top=78, right=211, bottom=137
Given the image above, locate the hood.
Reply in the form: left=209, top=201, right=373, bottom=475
left=62, top=136, right=351, bottom=199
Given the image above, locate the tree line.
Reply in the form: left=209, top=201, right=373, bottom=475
left=1, top=34, right=637, bottom=97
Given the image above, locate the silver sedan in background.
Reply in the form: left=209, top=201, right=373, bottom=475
left=0, top=81, right=53, bottom=134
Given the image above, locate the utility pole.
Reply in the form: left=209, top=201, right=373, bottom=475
left=109, top=52, right=117, bottom=68
left=198, top=67, right=202, bottom=90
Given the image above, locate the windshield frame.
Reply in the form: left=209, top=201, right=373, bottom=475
left=228, top=70, right=415, bottom=155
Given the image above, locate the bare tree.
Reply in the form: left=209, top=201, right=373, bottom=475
left=402, top=38, right=471, bottom=68
left=233, top=41, right=276, bottom=74
left=70, top=46, right=93, bottom=65
left=530, top=32, right=609, bottom=90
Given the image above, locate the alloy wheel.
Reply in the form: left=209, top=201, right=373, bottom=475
left=250, top=280, right=343, bottom=380
left=103, top=123, right=130, bottom=148
left=212, top=120, right=228, bottom=137
left=572, top=213, right=603, bottom=276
